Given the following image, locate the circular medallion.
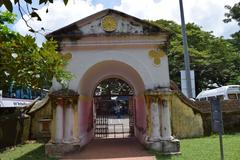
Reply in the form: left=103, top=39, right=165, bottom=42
left=101, top=15, right=117, bottom=32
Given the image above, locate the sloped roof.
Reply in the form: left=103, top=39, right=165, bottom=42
left=46, top=9, right=170, bottom=38
left=28, top=96, right=49, bottom=114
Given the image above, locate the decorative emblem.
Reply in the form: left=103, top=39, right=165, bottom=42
left=148, top=49, right=165, bottom=66
left=101, top=15, right=117, bottom=32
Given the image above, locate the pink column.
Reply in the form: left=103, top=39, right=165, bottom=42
left=63, top=102, right=74, bottom=143
left=78, top=96, right=94, bottom=146
left=55, top=99, right=64, bottom=143
left=161, top=99, right=172, bottom=140
left=150, top=96, right=161, bottom=140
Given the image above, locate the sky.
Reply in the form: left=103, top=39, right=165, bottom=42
left=2, top=0, right=239, bottom=45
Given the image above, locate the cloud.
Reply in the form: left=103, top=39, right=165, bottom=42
left=13, top=0, right=104, bottom=45
left=13, top=0, right=239, bottom=45
left=113, top=0, right=239, bottom=38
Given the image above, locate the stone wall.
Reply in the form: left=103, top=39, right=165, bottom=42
left=171, top=94, right=204, bottom=138
left=170, top=81, right=204, bottom=138
left=170, top=81, right=240, bottom=136
left=195, top=100, right=240, bottom=135
left=28, top=97, right=52, bottom=141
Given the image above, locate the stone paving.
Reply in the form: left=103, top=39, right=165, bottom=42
left=61, top=138, right=156, bottom=160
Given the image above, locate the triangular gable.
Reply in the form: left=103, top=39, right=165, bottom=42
left=46, top=9, right=169, bottom=38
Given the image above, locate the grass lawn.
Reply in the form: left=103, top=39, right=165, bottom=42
left=155, top=134, right=240, bottom=160
left=0, top=134, right=239, bottom=160
left=0, top=141, right=55, bottom=160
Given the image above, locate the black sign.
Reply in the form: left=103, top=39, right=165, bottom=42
left=210, top=98, right=223, bottom=133
left=210, top=97, right=225, bottom=160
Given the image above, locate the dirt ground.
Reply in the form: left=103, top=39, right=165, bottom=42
left=61, top=138, right=156, bottom=160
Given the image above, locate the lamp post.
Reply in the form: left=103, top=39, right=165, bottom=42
left=179, top=0, right=192, bottom=98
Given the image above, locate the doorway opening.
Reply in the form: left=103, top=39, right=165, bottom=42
left=93, top=78, right=135, bottom=139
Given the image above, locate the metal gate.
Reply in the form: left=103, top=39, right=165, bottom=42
left=95, top=115, right=129, bottom=138
left=95, top=113, right=109, bottom=138
left=94, top=97, right=134, bottom=138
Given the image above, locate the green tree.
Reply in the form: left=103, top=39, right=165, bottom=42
left=0, top=11, right=73, bottom=96
left=224, top=2, right=240, bottom=25
left=152, top=20, right=240, bottom=94
left=95, top=78, right=134, bottom=96
left=224, top=2, right=240, bottom=52
left=0, top=0, right=69, bottom=32
left=1, top=0, right=69, bottom=12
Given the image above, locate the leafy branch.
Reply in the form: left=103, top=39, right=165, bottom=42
left=0, top=0, right=69, bottom=33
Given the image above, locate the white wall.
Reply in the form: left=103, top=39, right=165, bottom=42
left=52, top=48, right=170, bottom=93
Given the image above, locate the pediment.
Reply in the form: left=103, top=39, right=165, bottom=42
left=47, top=9, right=169, bottom=38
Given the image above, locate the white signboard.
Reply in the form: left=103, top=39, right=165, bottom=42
left=0, top=98, right=33, bottom=107
left=180, top=70, right=196, bottom=98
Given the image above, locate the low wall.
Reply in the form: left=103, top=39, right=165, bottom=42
left=196, top=100, right=240, bottom=135
left=170, top=81, right=204, bottom=138
left=171, top=94, right=204, bottom=138
left=170, top=81, right=240, bottom=136
left=0, top=112, right=30, bottom=149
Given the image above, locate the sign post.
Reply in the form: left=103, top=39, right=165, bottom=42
left=179, top=0, right=192, bottom=98
left=210, top=97, right=224, bottom=160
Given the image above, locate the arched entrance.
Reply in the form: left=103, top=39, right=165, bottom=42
left=93, top=78, right=134, bottom=139
left=78, top=60, right=147, bottom=146
left=46, top=9, right=180, bottom=157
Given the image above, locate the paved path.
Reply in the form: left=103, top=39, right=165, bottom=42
left=61, top=138, right=156, bottom=160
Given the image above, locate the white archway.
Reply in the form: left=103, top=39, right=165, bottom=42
left=78, top=60, right=147, bottom=145
left=46, top=9, right=180, bottom=157
left=79, top=60, right=145, bottom=96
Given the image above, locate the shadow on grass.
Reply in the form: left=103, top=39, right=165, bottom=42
left=148, top=150, right=181, bottom=160
left=155, top=154, right=176, bottom=160
left=15, top=145, right=56, bottom=160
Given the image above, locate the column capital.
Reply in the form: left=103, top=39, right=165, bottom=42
left=161, top=94, right=173, bottom=102
left=65, top=98, right=78, bottom=106
left=49, top=89, right=79, bottom=107
left=144, top=88, right=173, bottom=101
left=55, top=97, right=65, bottom=106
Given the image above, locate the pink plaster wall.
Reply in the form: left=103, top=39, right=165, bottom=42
left=77, top=95, right=147, bottom=145
left=78, top=98, right=94, bottom=146
left=134, top=95, right=147, bottom=143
